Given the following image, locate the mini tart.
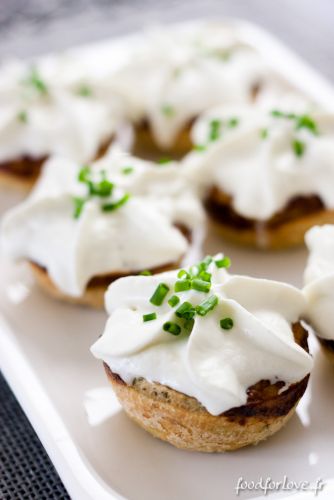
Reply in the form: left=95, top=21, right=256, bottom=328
left=104, top=322, right=309, bottom=452
left=29, top=258, right=183, bottom=309
left=205, top=187, right=334, bottom=250
left=0, top=139, right=112, bottom=191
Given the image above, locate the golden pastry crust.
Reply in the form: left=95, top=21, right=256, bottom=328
left=205, top=187, right=334, bottom=249
left=104, top=323, right=310, bottom=452
left=29, top=258, right=183, bottom=309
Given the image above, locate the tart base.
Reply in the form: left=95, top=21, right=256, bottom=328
left=29, top=259, right=183, bottom=309
left=104, top=323, right=309, bottom=452
left=205, top=188, right=334, bottom=249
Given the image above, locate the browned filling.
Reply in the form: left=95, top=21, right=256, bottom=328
left=205, top=186, right=325, bottom=231
left=106, top=321, right=310, bottom=420
left=0, top=138, right=113, bottom=182
left=131, top=119, right=194, bottom=162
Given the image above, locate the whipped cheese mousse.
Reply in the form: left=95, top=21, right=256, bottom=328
left=184, top=102, right=334, bottom=249
left=304, top=225, right=334, bottom=361
left=112, top=23, right=273, bottom=157
left=91, top=254, right=313, bottom=451
left=0, top=59, right=124, bottom=189
left=1, top=147, right=203, bottom=307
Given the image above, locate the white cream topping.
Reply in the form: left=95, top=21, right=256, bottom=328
left=304, top=225, right=334, bottom=340
left=0, top=59, right=124, bottom=163
left=183, top=100, right=334, bottom=220
left=112, top=25, right=272, bottom=149
left=1, top=147, right=204, bottom=296
left=91, top=258, right=312, bottom=415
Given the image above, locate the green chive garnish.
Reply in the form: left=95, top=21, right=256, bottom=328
left=198, top=270, right=211, bottom=282
left=25, top=68, right=48, bottom=95
left=122, top=166, right=134, bottom=175
left=102, top=193, right=130, bottom=212
left=174, top=279, right=191, bottom=292
left=168, top=295, right=180, bottom=307
left=177, top=269, right=190, bottom=280
left=292, top=139, right=306, bottom=157
left=143, top=312, right=157, bottom=322
left=161, top=104, right=175, bottom=117
left=77, top=84, right=93, bottom=97
left=17, top=110, right=28, bottom=124
left=150, top=283, right=170, bottom=306
left=295, top=114, right=318, bottom=135
left=191, top=279, right=211, bottom=293
left=215, top=256, right=231, bottom=269
left=90, top=178, right=114, bottom=197
left=175, top=301, right=196, bottom=320
left=163, top=321, right=181, bottom=335
left=139, top=270, right=152, bottom=276
left=193, top=144, right=207, bottom=152
left=228, top=117, right=239, bottom=128
left=220, top=317, right=234, bottom=330
left=158, top=157, right=172, bottom=165
left=73, top=197, right=86, bottom=219
left=209, top=119, right=221, bottom=141
left=260, top=128, right=268, bottom=139
left=78, top=165, right=91, bottom=183
left=183, top=318, right=195, bottom=333
left=196, top=295, right=219, bottom=316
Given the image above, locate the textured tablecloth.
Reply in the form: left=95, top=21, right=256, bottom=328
left=0, top=1, right=333, bottom=498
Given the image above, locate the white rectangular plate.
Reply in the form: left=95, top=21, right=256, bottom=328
left=1, top=19, right=334, bottom=500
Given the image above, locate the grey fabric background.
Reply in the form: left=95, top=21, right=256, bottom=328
left=0, top=0, right=333, bottom=498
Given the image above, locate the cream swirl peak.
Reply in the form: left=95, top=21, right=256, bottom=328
left=304, top=225, right=334, bottom=340
left=0, top=60, right=124, bottom=164
left=1, top=148, right=204, bottom=296
left=112, top=24, right=272, bottom=149
left=91, top=255, right=312, bottom=415
left=184, top=102, right=334, bottom=220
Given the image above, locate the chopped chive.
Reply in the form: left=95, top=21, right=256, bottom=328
left=183, top=318, right=195, bottom=333
left=77, top=84, right=93, bottom=97
left=196, top=295, right=219, bottom=316
left=271, top=110, right=285, bottom=118
left=209, top=119, right=221, bottom=141
left=122, top=166, right=134, bottom=175
left=158, top=157, right=172, bottom=164
left=163, top=321, right=181, bottom=336
left=139, top=270, right=152, bottom=276
left=228, top=117, right=239, bottom=128
left=17, top=110, right=28, bottom=124
left=102, top=193, right=130, bottom=212
left=168, top=295, right=180, bottom=307
left=215, top=256, right=231, bottom=269
left=191, top=279, right=211, bottom=293
left=174, top=279, right=191, bottom=292
left=73, top=197, right=86, bottom=219
left=149, top=283, right=170, bottom=306
left=260, top=128, right=268, bottom=139
left=177, top=269, right=190, bottom=280
left=161, top=104, right=175, bottom=117
left=295, top=114, right=318, bottom=135
left=90, top=178, right=114, bottom=197
left=292, top=139, right=306, bottom=157
left=24, top=68, right=48, bottom=95
left=220, top=317, right=234, bottom=330
left=193, top=144, right=207, bottom=152
left=198, top=270, right=211, bottom=282
left=143, top=312, right=157, bottom=322
left=189, top=265, right=199, bottom=277
left=78, top=165, right=91, bottom=183
left=175, top=301, right=196, bottom=320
